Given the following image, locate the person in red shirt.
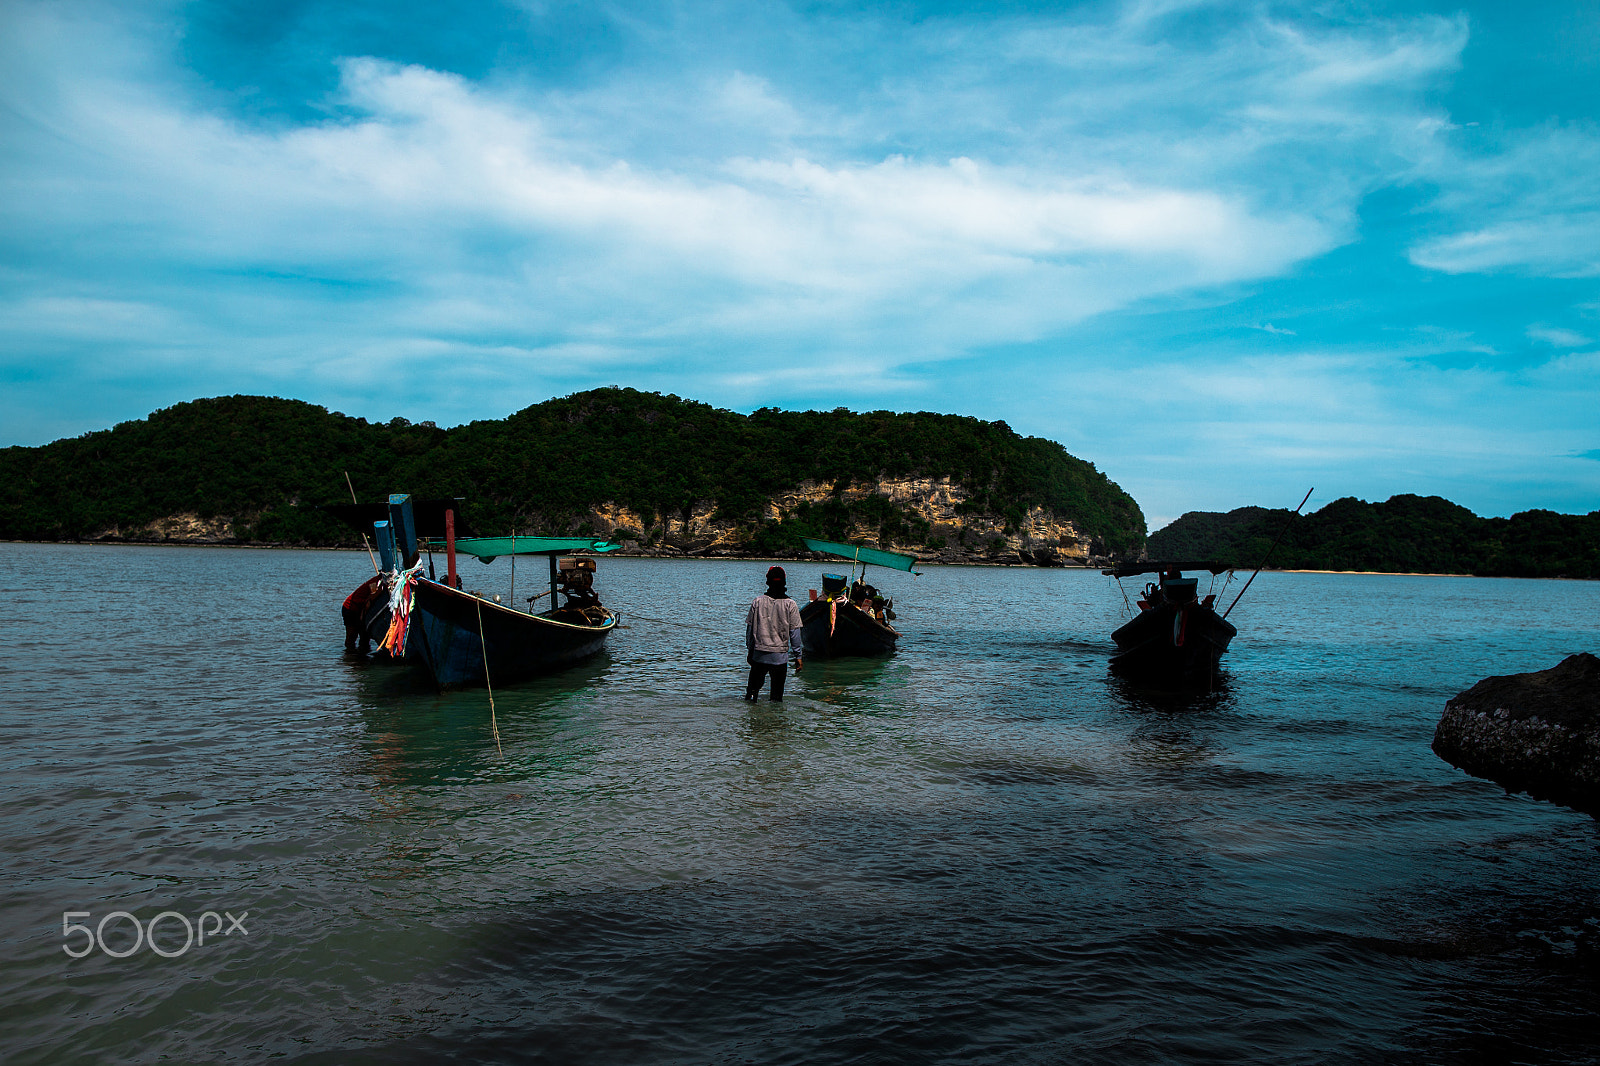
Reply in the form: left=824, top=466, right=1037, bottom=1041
left=342, top=574, right=385, bottom=653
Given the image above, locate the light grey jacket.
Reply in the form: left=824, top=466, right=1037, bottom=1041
left=746, top=593, right=804, bottom=662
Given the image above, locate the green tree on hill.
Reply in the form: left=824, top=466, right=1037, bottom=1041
left=0, top=388, right=1146, bottom=552
left=1148, top=495, right=1599, bottom=579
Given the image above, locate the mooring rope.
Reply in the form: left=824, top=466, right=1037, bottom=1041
left=617, top=610, right=727, bottom=636
left=475, top=598, right=503, bottom=757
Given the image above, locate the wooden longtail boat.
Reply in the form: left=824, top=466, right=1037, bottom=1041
left=1103, top=562, right=1236, bottom=688
left=337, top=494, right=620, bottom=689
left=1102, top=492, right=1310, bottom=690
left=797, top=538, right=920, bottom=659
left=402, top=534, right=621, bottom=690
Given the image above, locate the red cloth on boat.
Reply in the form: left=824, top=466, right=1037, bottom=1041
left=343, top=575, right=383, bottom=611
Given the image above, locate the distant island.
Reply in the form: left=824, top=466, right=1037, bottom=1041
left=0, top=389, right=1146, bottom=564
left=1149, top=495, right=1600, bottom=579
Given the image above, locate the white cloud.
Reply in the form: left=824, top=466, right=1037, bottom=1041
left=0, top=296, right=180, bottom=340
left=1, top=30, right=1355, bottom=365
left=710, top=71, right=803, bottom=136
left=1409, top=122, right=1600, bottom=277
left=1526, top=325, right=1591, bottom=348
left=1525, top=348, right=1600, bottom=381
left=1412, top=214, right=1600, bottom=277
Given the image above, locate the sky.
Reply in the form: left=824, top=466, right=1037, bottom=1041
left=2, top=0, right=1597, bottom=529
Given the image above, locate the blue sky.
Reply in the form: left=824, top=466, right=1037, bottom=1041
left=2, top=0, right=1597, bottom=528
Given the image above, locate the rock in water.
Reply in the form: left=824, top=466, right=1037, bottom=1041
left=1432, top=652, right=1600, bottom=817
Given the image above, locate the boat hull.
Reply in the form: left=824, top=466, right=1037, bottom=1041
left=408, top=578, right=614, bottom=689
left=1109, top=602, right=1236, bottom=687
left=799, top=599, right=899, bottom=658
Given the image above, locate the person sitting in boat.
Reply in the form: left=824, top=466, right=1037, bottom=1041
left=342, top=574, right=385, bottom=653
left=558, top=567, right=602, bottom=612
left=870, top=593, right=888, bottom=624
left=1159, top=569, right=1199, bottom=604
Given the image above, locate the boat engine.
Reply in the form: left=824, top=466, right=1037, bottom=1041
left=556, top=556, right=602, bottom=610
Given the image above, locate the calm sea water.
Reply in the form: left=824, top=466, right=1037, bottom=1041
left=3, top=543, right=1598, bottom=1064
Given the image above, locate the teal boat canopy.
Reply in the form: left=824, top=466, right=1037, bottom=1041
left=802, top=537, right=921, bottom=574
left=446, top=536, right=622, bottom=563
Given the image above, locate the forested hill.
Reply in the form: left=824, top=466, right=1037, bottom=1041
left=0, top=390, right=1145, bottom=557
left=1148, top=495, right=1600, bottom=579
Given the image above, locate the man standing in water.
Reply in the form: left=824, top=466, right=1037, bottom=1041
left=342, top=573, right=385, bottom=653
left=745, top=565, right=804, bottom=701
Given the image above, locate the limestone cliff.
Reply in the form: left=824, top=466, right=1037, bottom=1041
left=548, top=475, right=1111, bottom=566
left=90, top=513, right=238, bottom=543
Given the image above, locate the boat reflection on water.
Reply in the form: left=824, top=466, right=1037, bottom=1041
left=342, top=651, right=614, bottom=788
left=795, top=654, right=912, bottom=713
left=1105, top=667, right=1238, bottom=714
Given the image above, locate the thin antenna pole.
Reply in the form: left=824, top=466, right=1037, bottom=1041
left=345, top=471, right=380, bottom=573
left=1223, top=487, right=1314, bottom=619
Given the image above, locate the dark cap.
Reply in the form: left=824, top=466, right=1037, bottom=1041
left=766, top=566, right=786, bottom=585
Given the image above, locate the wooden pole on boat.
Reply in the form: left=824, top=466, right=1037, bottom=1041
left=344, top=471, right=380, bottom=573
left=1223, top=487, right=1313, bottom=619
left=445, top=507, right=458, bottom=588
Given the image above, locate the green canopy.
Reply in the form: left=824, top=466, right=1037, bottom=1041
left=802, top=537, right=921, bottom=573
left=445, top=536, right=622, bottom=562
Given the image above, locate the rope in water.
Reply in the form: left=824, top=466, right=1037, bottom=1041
left=616, top=610, right=727, bottom=636
left=475, top=598, right=503, bottom=757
